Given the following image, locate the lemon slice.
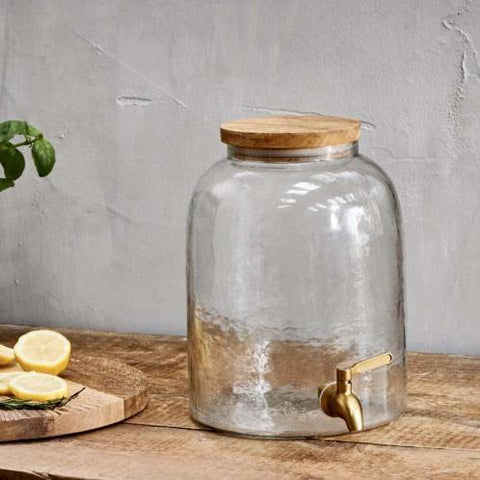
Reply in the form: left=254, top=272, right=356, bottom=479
left=0, top=362, right=24, bottom=374
left=9, top=372, right=68, bottom=401
left=14, top=330, right=71, bottom=375
left=0, top=372, right=23, bottom=395
left=0, top=344, right=14, bottom=365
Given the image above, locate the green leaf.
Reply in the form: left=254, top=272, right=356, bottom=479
left=0, top=143, right=25, bottom=180
left=0, top=121, right=42, bottom=144
left=0, top=120, right=28, bottom=143
left=26, top=124, right=42, bottom=137
left=32, top=138, right=56, bottom=177
left=0, top=178, right=14, bottom=192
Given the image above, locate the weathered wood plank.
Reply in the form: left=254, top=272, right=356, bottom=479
left=2, top=325, right=480, bottom=450
left=0, top=423, right=479, bottom=480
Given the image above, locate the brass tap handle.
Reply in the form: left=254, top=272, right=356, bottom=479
left=319, top=352, right=393, bottom=432
left=337, top=352, right=393, bottom=382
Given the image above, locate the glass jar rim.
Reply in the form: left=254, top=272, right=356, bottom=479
left=227, top=142, right=358, bottom=163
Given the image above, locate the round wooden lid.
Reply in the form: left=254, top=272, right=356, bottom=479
left=220, top=115, right=361, bottom=149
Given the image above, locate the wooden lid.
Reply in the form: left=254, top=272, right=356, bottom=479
left=220, top=115, right=361, bottom=149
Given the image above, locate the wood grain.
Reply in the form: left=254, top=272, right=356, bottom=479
left=1, top=423, right=480, bottom=480
left=0, top=350, right=148, bottom=442
left=0, top=325, right=479, bottom=479
left=220, top=115, right=360, bottom=149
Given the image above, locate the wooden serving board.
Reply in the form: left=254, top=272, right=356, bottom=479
left=0, top=354, right=148, bottom=442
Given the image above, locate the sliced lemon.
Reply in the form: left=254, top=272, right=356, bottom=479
left=14, top=330, right=71, bottom=375
left=0, top=372, right=24, bottom=395
left=0, top=344, right=14, bottom=365
left=9, top=372, right=68, bottom=401
left=0, top=362, right=24, bottom=374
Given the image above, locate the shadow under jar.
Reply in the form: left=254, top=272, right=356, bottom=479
left=187, top=115, right=406, bottom=437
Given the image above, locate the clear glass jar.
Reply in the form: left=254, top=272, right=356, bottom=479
left=187, top=117, right=406, bottom=437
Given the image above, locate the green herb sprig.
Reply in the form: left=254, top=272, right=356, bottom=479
left=0, top=120, right=56, bottom=192
left=0, top=387, right=85, bottom=410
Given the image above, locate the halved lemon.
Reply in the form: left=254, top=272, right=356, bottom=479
left=14, top=330, right=71, bottom=375
left=0, top=344, right=14, bottom=365
left=9, top=372, right=68, bottom=401
left=0, top=372, right=23, bottom=395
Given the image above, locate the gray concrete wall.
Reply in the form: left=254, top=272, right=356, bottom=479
left=0, top=0, right=479, bottom=354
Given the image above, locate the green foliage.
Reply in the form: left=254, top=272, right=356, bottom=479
left=0, top=120, right=29, bottom=143
left=0, top=120, right=56, bottom=192
left=32, top=138, right=56, bottom=177
left=0, top=178, right=14, bottom=192
left=0, top=143, right=25, bottom=180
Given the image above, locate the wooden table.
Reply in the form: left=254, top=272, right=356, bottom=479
left=0, top=325, right=479, bottom=479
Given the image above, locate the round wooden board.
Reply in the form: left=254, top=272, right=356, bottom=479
left=0, top=354, right=148, bottom=442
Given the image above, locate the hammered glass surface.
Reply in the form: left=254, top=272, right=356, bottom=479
left=187, top=145, right=406, bottom=437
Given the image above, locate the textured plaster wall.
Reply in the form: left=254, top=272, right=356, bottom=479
left=0, top=0, right=479, bottom=354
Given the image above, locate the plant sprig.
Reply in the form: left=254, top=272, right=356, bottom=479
left=0, top=120, right=56, bottom=192
left=0, top=387, right=85, bottom=410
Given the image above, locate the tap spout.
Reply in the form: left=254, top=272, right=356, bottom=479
left=319, top=352, right=392, bottom=433
left=319, top=381, right=364, bottom=432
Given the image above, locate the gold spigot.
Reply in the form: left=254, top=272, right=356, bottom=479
left=319, top=352, right=392, bottom=432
